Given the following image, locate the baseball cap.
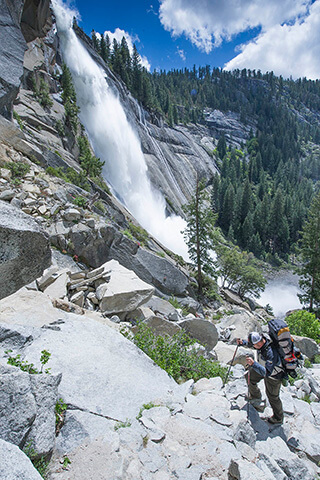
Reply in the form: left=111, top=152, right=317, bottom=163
left=250, top=332, right=262, bottom=344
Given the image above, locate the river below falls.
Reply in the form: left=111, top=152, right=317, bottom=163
left=257, top=270, right=302, bottom=319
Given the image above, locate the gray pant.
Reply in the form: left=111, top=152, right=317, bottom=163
left=248, top=368, right=283, bottom=421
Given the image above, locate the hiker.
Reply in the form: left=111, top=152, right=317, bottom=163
left=237, top=331, right=285, bottom=424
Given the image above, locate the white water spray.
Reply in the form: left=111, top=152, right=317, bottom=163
left=52, top=0, right=188, bottom=259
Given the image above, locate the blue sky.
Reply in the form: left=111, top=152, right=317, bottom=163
left=72, top=0, right=320, bottom=80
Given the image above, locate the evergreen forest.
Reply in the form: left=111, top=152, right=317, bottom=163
left=89, top=30, right=320, bottom=264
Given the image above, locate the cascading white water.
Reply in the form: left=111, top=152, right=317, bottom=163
left=52, top=0, right=188, bottom=259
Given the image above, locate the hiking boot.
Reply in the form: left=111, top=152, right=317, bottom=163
left=267, top=416, right=283, bottom=425
left=249, top=398, right=266, bottom=412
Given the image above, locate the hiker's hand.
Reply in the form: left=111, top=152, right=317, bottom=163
left=246, top=356, right=254, bottom=366
left=236, top=338, right=243, bottom=345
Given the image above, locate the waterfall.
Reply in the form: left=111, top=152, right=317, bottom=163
left=52, top=0, right=188, bottom=259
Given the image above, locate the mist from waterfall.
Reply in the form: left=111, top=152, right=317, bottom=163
left=52, top=0, right=188, bottom=259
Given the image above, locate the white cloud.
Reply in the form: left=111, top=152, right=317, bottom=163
left=177, top=47, right=186, bottom=61
left=224, top=0, right=320, bottom=80
left=159, top=0, right=319, bottom=79
left=103, top=28, right=151, bottom=71
left=159, top=0, right=310, bottom=53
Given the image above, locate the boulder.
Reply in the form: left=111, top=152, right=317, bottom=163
left=293, top=335, right=320, bottom=360
left=145, top=296, right=178, bottom=318
left=98, top=260, right=155, bottom=315
left=0, top=439, right=43, bottom=480
left=179, top=318, right=218, bottom=351
left=0, top=288, right=179, bottom=425
left=26, top=372, right=62, bottom=456
left=217, top=311, right=261, bottom=343
left=109, top=235, right=191, bottom=296
left=214, top=342, right=250, bottom=367
left=255, top=436, right=315, bottom=480
left=134, top=316, right=181, bottom=337
left=0, top=201, right=51, bottom=300
left=228, top=458, right=274, bottom=480
left=0, top=364, right=37, bottom=447
left=221, top=288, right=250, bottom=309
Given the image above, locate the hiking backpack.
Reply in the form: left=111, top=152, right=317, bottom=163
left=268, top=318, right=303, bottom=377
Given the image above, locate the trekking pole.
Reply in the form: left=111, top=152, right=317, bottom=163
left=247, top=367, right=251, bottom=419
left=222, top=344, right=239, bottom=388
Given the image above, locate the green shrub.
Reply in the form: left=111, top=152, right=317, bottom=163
left=5, top=349, right=51, bottom=374
left=5, top=161, right=30, bottom=178
left=91, top=176, right=111, bottom=194
left=33, top=78, right=53, bottom=108
left=78, top=135, right=104, bottom=177
left=114, top=418, right=131, bottom=430
left=55, top=398, right=67, bottom=435
left=45, top=166, right=90, bottom=191
left=124, top=324, right=227, bottom=383
left=23, top=443, right=49, bottom=478
left=94, top=200, right=106, bottom=213
left=122, top=229, right=134, bottom=241
left=72, top=196, right=87, bottom=208
left=136, top=402, right=160, bottom=420
left=286, top=310, right=320, bottom=341
left=13, top=111, right=23, bottom=130
left=55, top=120, right=65, bottom=137
left=128, top=222, right=149, bottom=245
left=304, top=358, right=312, bottom=368
left=314, top=354, right=320, bottom=364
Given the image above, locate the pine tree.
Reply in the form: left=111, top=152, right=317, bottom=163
left=182, top=179, right=217, bottom=296
left=297, top=192, right=320, bottom=312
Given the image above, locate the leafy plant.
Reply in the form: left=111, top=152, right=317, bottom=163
left=136, top=402, right=159, bottom=420
left=94, top=200, right=106, bottom=213
left=24, top=443, right=49, bottom=478
left=142, top=435, right=149, bottom=448
left=127, top=222, right=149, bottom=245
left=5, top=349, right=51, bottom=374
left=5, top=161, right=30, bottom=179
left=286, top=310, right=320, bottom=341
left=114, top=418, right=132, bottom=431
left=122, top=229, right=134, bottom=241
left=304, top=358, right=312, bottom=368
left=91, top=176, right=111, bottom=194
left=45, top=166, right=90, bottom=191
left=125, top=324, right=227, bottom=383
left=13, top=111, right=23, bottom=130
left=55, top=120, right=65, bottom=137
left=55, top=398, right=67, bottom=435
left=32, top=77, right=53, bottom=108
left=302, top=394, right=312, bottom=404
left=72, top=196, right=87, bottom=208
left=62, top=456, right=71, bottom=469
left=78, top=135, right=104, bottom=177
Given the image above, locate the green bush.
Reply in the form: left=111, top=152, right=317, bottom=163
left=286, top=310, right=320, bottom=341
left=5, top=349, right=51, bottom=374
left=13, top=111, right=23, bottom=130
left=124, top=324, right=227, bottom=383
left=128, top=222, right=149, bottom=245
left=78, top=135, right=104, bottom=177
left=94, top=199, right=106, bottom=213
left=24, top=443, right=49, bottom=478
left=45, top=166, right=90, bottom=191
left=72, top=196, right=87, bottom=208
left=5, top=161, right=30, bottom=178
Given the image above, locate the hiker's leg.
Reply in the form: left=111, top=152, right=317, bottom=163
left=247, top=368, right=263, bottom=399
left=265, top=377, right=283, bottom=421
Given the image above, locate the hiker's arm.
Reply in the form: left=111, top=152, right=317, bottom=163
left=246, top=356, right=266, bottom=376
left=237, top=338, right=248, bottom=346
